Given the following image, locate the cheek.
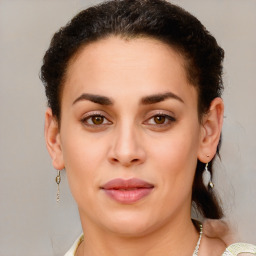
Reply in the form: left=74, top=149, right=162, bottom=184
left=148, top=125, right=200, bottom=188
left=60, top=117, right=108, bottom=168
left=59, top=126, right=109, bottom=201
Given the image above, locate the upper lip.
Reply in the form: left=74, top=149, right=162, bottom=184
left=101, top=178, right=154, bottom=190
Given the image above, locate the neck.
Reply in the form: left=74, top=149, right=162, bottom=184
left=78, top=214, right=199, bottom=256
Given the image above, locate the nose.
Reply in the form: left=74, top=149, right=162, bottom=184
left=108, top=123, right=146, bottom=167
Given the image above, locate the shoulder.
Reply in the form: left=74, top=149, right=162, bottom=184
left=64, top=234, right=84, bottom=256
left=222, top=243, right=256, bottom=256
left=199, top=234, right=227, bottom=256
left=199, top=237, right=256, bottom=256
left=201, top=219, right=256, bottom=255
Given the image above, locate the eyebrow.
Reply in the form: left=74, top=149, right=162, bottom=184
left=72, top=93, right=113, bottom=106
left=72, top=91, right=184, bottom=106
left=141, top=92, right=184, bottom=105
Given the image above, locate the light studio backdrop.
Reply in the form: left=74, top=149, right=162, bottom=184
left=0, top=1, right=255, bottom=255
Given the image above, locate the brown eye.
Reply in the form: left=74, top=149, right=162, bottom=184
left=91, top=116, right=104, bottom=125
left=81, top=114, right=112, bottom=127
left=145, top=113, right=176, bottom=127
left=153, top=115, right=166, bottom=124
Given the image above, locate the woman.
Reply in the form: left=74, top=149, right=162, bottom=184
left=40, top=0, right=256, bottom=255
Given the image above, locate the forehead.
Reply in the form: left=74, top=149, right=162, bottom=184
left=63, top=36, right=196, bottom=104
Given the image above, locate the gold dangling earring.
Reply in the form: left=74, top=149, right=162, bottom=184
left=56, top=170, right=61, bottom=202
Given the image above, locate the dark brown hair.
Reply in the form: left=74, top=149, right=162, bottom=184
left=40, top=0, right=224, bottom=219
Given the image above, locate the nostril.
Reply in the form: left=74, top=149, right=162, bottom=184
left=110, top=157, right=140, bottom=165
left=112, top=158, right=119, bottom=163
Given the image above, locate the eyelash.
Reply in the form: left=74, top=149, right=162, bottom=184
left=145, top=113, right=176, bottom=127
left=81, top=112, right=112, bottom=127
left=80, top=112, right=176, bottom=128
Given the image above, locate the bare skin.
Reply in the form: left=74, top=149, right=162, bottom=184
left=45, top=37, right=224, bottom=256
left=75, top=222, right=228, bottom=256
left=199, top=235, right=226, bottom=256
left=75, top=233, right=227, bottom=256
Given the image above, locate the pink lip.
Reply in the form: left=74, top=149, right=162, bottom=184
left=101, top=178, right=154, bottom=204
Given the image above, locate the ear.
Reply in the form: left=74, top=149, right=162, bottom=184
left=44, top=108, right=65, bottom=170
left=197, top=97, right=224, bottom=163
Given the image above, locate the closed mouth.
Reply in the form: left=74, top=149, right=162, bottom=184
left=101, top=178, right=154, bottom=204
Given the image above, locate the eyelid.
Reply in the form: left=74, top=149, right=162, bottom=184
left=81, top=110, right=108, bottom=119
left=144, top=110, right=176, bottom=120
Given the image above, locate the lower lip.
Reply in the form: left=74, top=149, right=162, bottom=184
left=103, top=188, right=153, bottom=204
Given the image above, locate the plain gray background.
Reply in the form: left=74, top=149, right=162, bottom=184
left=0, top=0, right=255, bottom=255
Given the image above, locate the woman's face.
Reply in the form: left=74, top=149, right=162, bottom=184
left=52, top=37, right=207, bottom=236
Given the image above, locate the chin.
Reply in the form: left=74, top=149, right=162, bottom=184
left=102, top=211, right=160, bottom=237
